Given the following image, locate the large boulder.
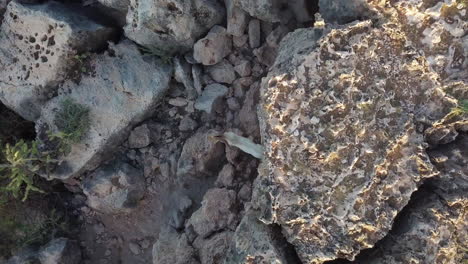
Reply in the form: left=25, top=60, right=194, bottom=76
left=82, top=160, right=146, bottom=214
left=0, top=1, right=116, bottom=121
left=253, top=15, right=458, bottom=264
left=124, top=0, right=225, bottom=54
left=36, top=41, right=172, bottom=180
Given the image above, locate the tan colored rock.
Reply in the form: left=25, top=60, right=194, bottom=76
left=254, top=17, right=458, bottom=264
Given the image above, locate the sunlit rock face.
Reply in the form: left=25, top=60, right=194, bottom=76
left=253, top=1, right=466, bottom=261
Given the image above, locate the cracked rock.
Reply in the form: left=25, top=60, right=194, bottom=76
left=0, top=1, right=116, bottom=121
left=193, top=231, right=233, bottom=264
left=152, top=229, right=199, bottom=264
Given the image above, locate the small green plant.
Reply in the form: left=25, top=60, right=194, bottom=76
left=51, top=98, right=90, bottom=154
left=0, top=140, right=54, bottom=201
left=73, top=52, right=90, bottom=73
left=139, top=45, right=173, bottom=65
left=446, top=99, right=468, bottom=119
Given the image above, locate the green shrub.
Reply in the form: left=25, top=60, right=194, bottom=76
left=51, top=98, right=90, bottom=154
left=0, top=140, right=53, bottom=201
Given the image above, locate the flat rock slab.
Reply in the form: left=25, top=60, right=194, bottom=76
left=0, top=1, right=116, bottom=121
left=125, top=0, right=225, bottom=54
left=36, top=41, right=172, bottom=180
left=253, top=19, right=455, bottom=263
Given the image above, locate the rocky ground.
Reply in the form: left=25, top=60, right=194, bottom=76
left=0, top=0, right=467, bottom=264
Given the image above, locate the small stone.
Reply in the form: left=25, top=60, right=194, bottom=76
left=140, top=239, right=151, bottom=249
left=128, top=124, right=151, bottom=149
left=168, top=97, right=188, bottom=107
left=233, top=34, right=248, bottom=48
left=194, top=84, right=229, bottom=114
left=206, top=60, right=236, bottom=84
left=104, top=249, right=111, bottom=256
left=238, top=183, right=252, bottom=201
left=248, top=19, right=261, bottom=49
left=179, top=116, right=198, bottom=132
left=215, top=164, right=236, bottom=188
left=227, top=97, right=241, bottom=111
left=129, top=242, right=141, bottom=255
left=193, top=26, right=232, bottom=65
left=192, top=64, right=204, bottom=95
left=225, top=0, right=249, bottom=37
left=234, top=61, right=252, bottom=77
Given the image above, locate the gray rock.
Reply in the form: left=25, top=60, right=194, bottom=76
left=0, top=1, right=116, bottom=121
left=236, top=82, right=260, bottom=137
left=194, top=83, right=229, bottom=114
left=319, top=0, right=374, bottom=24
left=128, top=124, right=151, bottom=149
left=226, top=97, right=240, bottom=111
left=0, top=0, right=9, bottom=19
left=237, top=0, right=313, bottom=23
left=192, top=64, right=204, bottom=95
left=174, top=57, right=196, bottom=99
left=6, top=248, right=38, bottom=264
left=36, top=41, right=172, bottom=180
left=232, top=34, right=248, bottom=48
left=125, top=0, right=225, bottom=54
left=224, top=210, right=289, bottom=264
left=82, top=160, right=146, bottom=214
left=248, top=19, right=261, bottom=49
left=206, top=60, right=236, bottom=84
left=225, top=0, right=249, bottom=37
left=215, top=163, right=235, bottom=188
left=178, top=116, right=198, bottom=132
left=169, top=195, right=193, bottom=229
left=152, top=229, right=199, bottom=264
left=234, top=60, right=251, bottom=77
left=193, top=26, right=232, bottom=66
left=38, top=238, right=81, bottom=264
left=97, top=0, right=129, bottom=14
left=177, top=129, right=225, bottom=178
left=253, top=20, right=454, bottom=263
left=129, top=242, right=141, bottom=255
left=237, top=182, right=252, bottom=201
left=193, top=231, right=233, bottom=264
left=186, top=188, right=237, bottom=238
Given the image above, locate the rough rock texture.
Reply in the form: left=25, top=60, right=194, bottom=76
left=319, top=0, right=375, bottom=24
left=177, top=129, right=225, bottom=178
left=97, top=0, right=129, bottom=14
left=193, top=26, right=232, bottom=66
left=206, top=60, right=236, bottom=84
left=0, top=0, right=8, bottom=19
left=0, top=1, right=116, bottom=121
left=82, top=160, right=145, bottom=214
left=38, top=238, right=81, bottom=264
left=193, top=231, right=233, bottom=264
left=225, top=209, right=290, bottom=264
left=225, top=0, right=249, bottom=37
left=186, top=188, right=237, bottom=238
left=128, top=124, right=151, bottom=149
left=125, top=0, right=225, bottom=54
left=253, top=17, right=459, bottom=263
left=237, top=0, right=313, bottom=23
left=36, top=41, right=172, bottom=180
left=152, top=229, right=199, bottom=264
left=194, top=83, right=229, bottom=114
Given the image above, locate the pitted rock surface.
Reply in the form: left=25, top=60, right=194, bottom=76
left=0, top=1, right=115, bottom=121
left=254, top=17, right=459, bottom=263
